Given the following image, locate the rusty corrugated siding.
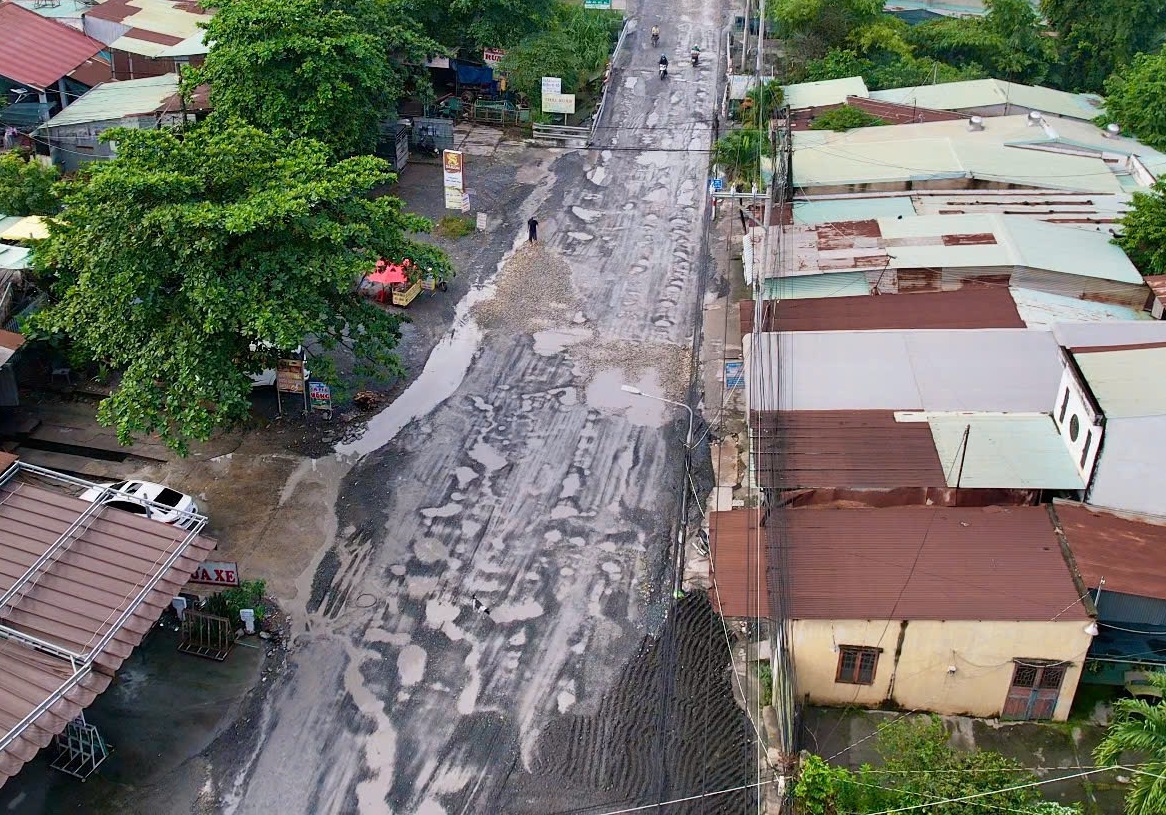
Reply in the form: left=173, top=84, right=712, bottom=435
left=1054, top=502, right=1166, bottom=602
left=754, top=410, right=947, bottom=489
left=778, top=506, right=1088, bottom=621
left=709, top=509, right=769, bottom=618
left=847, top=96, right=968, bottom=125
left=740, top=288, right=1024, bottom=333
left=0, top=480, right=214, bottom=788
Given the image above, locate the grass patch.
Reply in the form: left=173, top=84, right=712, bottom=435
left=757, top=659, right=773, bottom=707
left=435, top=215, right=475, bottom=239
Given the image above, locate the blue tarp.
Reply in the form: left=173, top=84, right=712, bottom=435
left=453, top=61, right=496, bottom=86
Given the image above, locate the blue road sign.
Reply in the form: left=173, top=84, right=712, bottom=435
left=725, top=360, right=744, bottom=389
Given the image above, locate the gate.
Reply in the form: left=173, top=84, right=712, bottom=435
left=178, top=609, right=234, bottom=661
left=1002, top=661, right=1066, bottom=720
left=51, top=713, right=110, bottom=779
left=531, top=123, right=591, bottom=146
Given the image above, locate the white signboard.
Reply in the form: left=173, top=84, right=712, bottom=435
left=444, top=187, right=465, bottom=210
left=543, top=92, right=577, bottom=114
left=541, top=76, right=562, bottom=95
left=442, top=149, right=465, bottom=191
left=483, top=47, right=506, bottom=66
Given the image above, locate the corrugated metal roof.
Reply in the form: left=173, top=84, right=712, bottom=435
left=0, top=2, right=108, bottom=90
left=1088, top=417, right=1166, bottom=519
left=778, top=213, right=1143, bottom=284
left=779, top=506, right=1088, bottom=621
left=0, top=244, right=31, bottom=271
left=1010, top=287, right=1150, bottom=328
left=708, top=509, right=768, bottom=618
left=85, top=0, right=211, bottom=50
left=0, top=217, right=49, bottom=242
left=869, top=79, right=1104, bottom=121
left=40, top=74, right=180, bottom=130
left=747, top=328, right=1063, bottom=412
left=761, top=273, right=869, bottom=300
left=729, top=74, right=777, bottom=101
left=1056, top=502, right=1166, bottom=602
left=743, top=289, right=1024, bottom=333
left=782, top=76, right=869, bottom=110
left=1145, top=275, right=1166, bottom=306
left=1054, top=320, right=1166, bottom=351
left=0, top=468, right=214, bottom=788
left=927, top=414, right=1085, bottom=489
left=753, top=410, right=947, bottom=489
left=1073, top=346, right=1166, bottom=418
left=792, top=196, right=916, bottom=224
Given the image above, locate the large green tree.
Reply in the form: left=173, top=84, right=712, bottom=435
left=400, top=0, right=556, bottom=57
left=1114, top=180, right=1166, bottom=276
left=771, top=0, right=883, bottom=59
left=0, top=151, right=61, bottom=216
left=190, top=0, right=437, bottom=157
left=1041, top=0, right=1166, bottom=92
left=1103, top=48, right=1166, bottom=151
left=1094, top=672, right=1166, bottom=815
left=30, top=121, right=451, bottom=453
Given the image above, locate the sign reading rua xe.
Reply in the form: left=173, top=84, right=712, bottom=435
left=190, top=560, right=241, bottom=587
left=276, top=359, right=305, bottom=394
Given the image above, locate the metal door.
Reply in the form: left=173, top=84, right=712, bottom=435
left=1002, top=662, right=1066, bottom=720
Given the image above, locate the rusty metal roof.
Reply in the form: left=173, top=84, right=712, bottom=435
left=754, top=411, right=947, bottom=489
left=0, top=463, right=213, bottom=787
left=1055, top=502, right=1166, bottom=602
left=709, top=509, right=768, bottom=618
left=0, top=3, right=108, bottom=90
left=740, top=289, right=1023, bottom=333
left=1144, top=275, right=1166, bottom=307
left=778, top=506, right=1088, bottom=621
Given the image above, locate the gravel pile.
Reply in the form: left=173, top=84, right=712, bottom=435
left=472, top=243, right=577, bottom=333
left=575, top=340, right=693, bottom=402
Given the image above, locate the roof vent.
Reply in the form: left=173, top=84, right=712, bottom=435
left=1104, top=122, right=1121, bottom=139
left=1027, top=110, right=1043, bottom=126
left=968, top=115, right=984, bottom=132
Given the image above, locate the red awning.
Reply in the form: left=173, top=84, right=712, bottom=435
left=368, top=260, right=409, bottom=285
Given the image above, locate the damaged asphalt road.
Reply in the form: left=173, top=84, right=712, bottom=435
left=209, top=0, right=754, bottom=811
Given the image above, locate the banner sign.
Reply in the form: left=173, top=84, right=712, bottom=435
left=543, top=92, right=577, bottom=114
left=725, top=360, right=745, bottom=389
left=190, top=560, right=241, bottom=587
left=442, top=149, right=465, bottom=191
left=483, top=47, right=506, bottom=66
left=541, top=76, right=562, bottom=95
left=276, top=359, right=305, bottom=394
left=584, top=0, right=612, bottom=8
left=309, top=382, right=332, bottom=413
left=444, top=186, right=465, bottom=210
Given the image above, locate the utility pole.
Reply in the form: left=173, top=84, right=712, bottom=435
left=741, top=0, right=751, bottom=73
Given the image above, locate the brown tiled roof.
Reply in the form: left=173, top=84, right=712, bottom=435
left=1055, top=502, right=1166, bottom=601
left=740, top=289, right=1024, bottom=334
left=754, top=411, right=947, bottom=489
left=709, top=509, right=768, bottom=618
left=0, top=475, right=213, bottom=787
left=778, top=506, right=1088, bottom=621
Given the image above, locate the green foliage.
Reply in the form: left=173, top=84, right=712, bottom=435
left=907, top=0, right=1055, bottom=84
left=497, top=4, right=622, bottom=115
left=1114, top=181, right=1166, bottom=275
left=400, top=0, right=556, bottom=56
left=809, top=105, right=887, bottom=131
left=0, top=151, right=61, bottom=216
left=757, top=660, right=773, bottom=706
left=435, top=215, right=476, bottom=238
left=739, top=80, right=785, bottom=128
left=794, top=754, right=862, bottom=815
left=1041, top=0, right=1166, bottom=92
left=771, top=0, right=883, bottom=57
left=1094, top=671, right=1166, bottom=815
left=30, top=121, right=451, bottom=453
left=1103, top=49, right=1166, bottom=151
left=204, top=579, right=268, bottom=629
left=711, top=128, right=763, bottom=187
left=190, top=0, right=438, bottom=157
left=801, top=48, right=985, bottom=91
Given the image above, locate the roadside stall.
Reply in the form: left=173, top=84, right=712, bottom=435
left=362, top=259, right=447, bottom=307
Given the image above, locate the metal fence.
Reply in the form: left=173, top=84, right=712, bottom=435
left=531, top=123, right=591, bottom=144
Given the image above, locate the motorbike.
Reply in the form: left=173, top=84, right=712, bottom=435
left=690, top=49, right=700, bottom=67
left=651, top=30, right=659, bottom=47
left=659, top=62, right=668, bottom=79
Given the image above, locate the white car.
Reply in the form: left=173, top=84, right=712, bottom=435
left=80, top=480, right=203, bottom=529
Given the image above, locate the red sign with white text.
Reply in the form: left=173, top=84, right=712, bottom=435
left=190, top=561, right=241, bottom=587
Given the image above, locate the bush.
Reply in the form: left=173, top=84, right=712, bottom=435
left=203, top=579, right=267, bottom=629
left=809, top=105, right=888, bottom=131
left=435, top=215, right=475, bottom=238
left=757, top=660, right=773, bottom=706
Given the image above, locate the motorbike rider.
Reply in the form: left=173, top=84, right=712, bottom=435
left=658, top=53, right=669, bottom=77
left=690, top=44, right=700, bottom=66
left=651, top=25, right=660, bottom=46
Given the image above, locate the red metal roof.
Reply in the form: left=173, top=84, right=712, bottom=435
left=778, top=506, right=1087, bottom=621
left=740, top=288, right=1024, bottom=333
left=1143, top=275, right=1166, bottom=307
left=0, top=3, right=108, bottom=90
left=1055, top=502, right=1166, bottom=602
left=0, top=473, right=214, bottom=787
left=754, top=410, right=947, bottom=489
left=709, top=509, right=768, bottom=618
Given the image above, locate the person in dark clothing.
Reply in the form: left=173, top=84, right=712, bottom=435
left=528, top=216, right=539, bottom=242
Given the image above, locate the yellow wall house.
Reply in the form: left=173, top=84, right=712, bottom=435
left=711, top=506, right=1096, bottom=721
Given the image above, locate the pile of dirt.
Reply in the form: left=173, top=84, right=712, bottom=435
left=472, top=242, right=577, bottom=333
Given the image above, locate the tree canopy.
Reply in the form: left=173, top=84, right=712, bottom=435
left=1041, top=0, right=1166, bottom=92
left=0, top=151, right=61, bottom=216
left=29, top=121, right=451, bottom=452
left=1103, top=48, right=1166, bottom=151
left=1094, top=672, right=1166, bottom=815
left=190, top=0, right=437, bottom=157
left=771, top=0, right=883, bottom=58
left=403, top=0, right=557, bottom=57
left=1114, top=180, right=1166, bottom=276
left=809, top=105, right=887, bottom=131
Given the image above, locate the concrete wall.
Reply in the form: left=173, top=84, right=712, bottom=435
left=791, top=618, right=1092, bottom=721
left=45, top=114, right=157, bottom=172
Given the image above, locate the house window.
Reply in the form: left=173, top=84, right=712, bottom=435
left=836, top=646, right=880, bottom=685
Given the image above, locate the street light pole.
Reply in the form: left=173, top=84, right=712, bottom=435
left=620, top=385, right=695, bottom=450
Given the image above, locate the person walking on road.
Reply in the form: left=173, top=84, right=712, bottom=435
left=527, top=216, right=539, bottom=243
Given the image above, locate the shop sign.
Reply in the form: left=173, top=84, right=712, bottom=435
left=442, top=149, right=465, bottom=190
left=190, top=560, right=241, bottom=587
left=543, top=92, right=576, bottom=114
left=276, top=359, right=305, bottom=394
left=483, top=47, right=506, bottom=66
